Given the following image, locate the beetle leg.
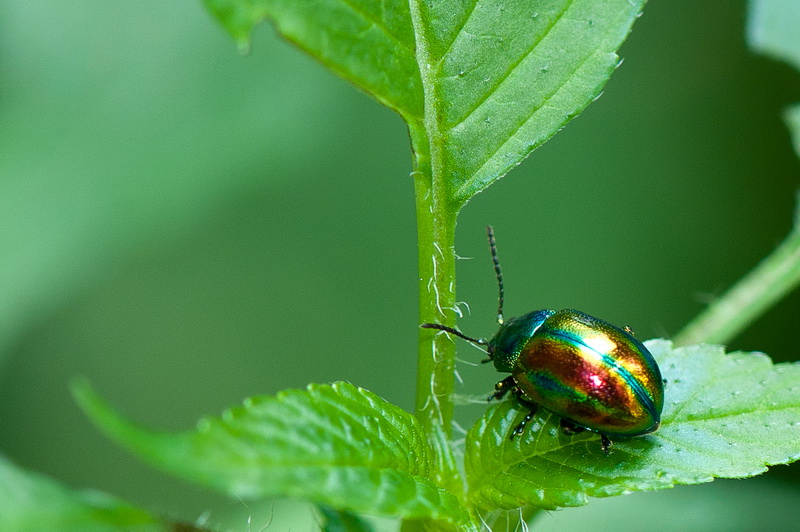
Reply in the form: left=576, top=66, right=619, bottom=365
left=623, top=325, right=635, bottom=336
left=600, top=435, right=613, bottom=455
left=512, top=388, right=538, bottom=410
left=561, top=420, right=614, bottom=455
left=510, top=409, right=536, bottom=440
left=488, top=375, right=516, bottom=402
left=509, top=388, right=539, bottom=440
left=489, top=379, right=540, bottom=440
left=560, top=419, right=586, bottom=436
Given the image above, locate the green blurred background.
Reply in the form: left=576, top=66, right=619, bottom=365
left=2, top=1, right=800, bottom=530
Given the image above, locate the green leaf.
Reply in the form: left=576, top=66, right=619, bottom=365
left=465, top=340, right=800, bottom=510
left=204, top=0, right=645, bottom=206
left=747, top=0, right=800, bottom=72
left=73, top=381, right=470, bottom=526
left=0, top=455, right=183, bottom=532
left=414, top=0, right=645, bottom=204
left=203, top=0, right=422, bottom=119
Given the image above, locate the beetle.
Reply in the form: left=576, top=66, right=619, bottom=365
left=422, top=226, right=664, bottom=454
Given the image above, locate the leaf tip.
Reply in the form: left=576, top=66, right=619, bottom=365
left=203, top=0, right=258, bottom=55
left=70, top=378, right=149, bottom=449
left=70, top=377, right=97, bottom=413
left=235, top=37, right=252, bottom=56
left=71, top=378, right=122, bottom=434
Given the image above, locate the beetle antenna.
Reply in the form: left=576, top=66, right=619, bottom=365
left=420, top=323, right=488, bottom=347
left=487, top=225, right=504, bottom=325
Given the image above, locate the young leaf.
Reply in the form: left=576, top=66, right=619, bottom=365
left=747, top=0, right=800, bottom=72
left=675, top=1, right=800, bottom=347
left=747, top=0, right=800, bottom=159
left=465, top=340, right=800, bottom=510
left=788, top=104, right=800, bottom=159
left=0, top=456, right=187, bottom=532
left=204, top=0, right=645, bottom=205
left=73, top=381, right=470, bottom=526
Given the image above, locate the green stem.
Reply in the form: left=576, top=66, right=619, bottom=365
left=410, top=122, right=460, bottom=494
left=413, top=171, right=457, bottom=437
left=674, top=219, right=800, bottom=346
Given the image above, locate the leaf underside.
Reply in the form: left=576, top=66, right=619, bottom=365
left=73, top=381, right=470, bottom=526
left=204, top=0, right=645, bottom=205
left=465, top=340, right=800, bottom=510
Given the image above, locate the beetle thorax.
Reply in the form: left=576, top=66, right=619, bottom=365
left=488, top=309, right=555, bottom=372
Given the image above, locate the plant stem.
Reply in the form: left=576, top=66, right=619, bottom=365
left=408, top=115, right=461, bottom=498
left=408, top=0, right=463, bottom=497
left=674, top=219, right=800, bottom=346
left=412, top=148, right=458, bottom=396
left=404, top=4, right=479, bottom=520
left=413, top=172, right=457, bottom=438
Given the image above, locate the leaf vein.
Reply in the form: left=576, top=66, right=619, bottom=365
left=453, top=47, right=597, bottom=202
left=652, top=431, right=743, bottom=467
left=340, top=0, right=414, bottom=54
left=445, top=0, right=575, bottom=130
left=676, top=404, right=800, bottom=423
left=666, top=355, right=730, bottom=422
left=437, top=0, right=481, bottom=65
left=312, top=392, right=417, bottom=466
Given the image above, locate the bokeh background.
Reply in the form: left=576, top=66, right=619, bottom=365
left=2, top=1, right=800, bottom=530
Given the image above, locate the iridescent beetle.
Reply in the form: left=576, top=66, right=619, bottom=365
left=422, top=227, right=664, bottom=453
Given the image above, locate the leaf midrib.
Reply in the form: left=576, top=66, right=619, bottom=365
left=408, top=0, right=442, bottom=184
